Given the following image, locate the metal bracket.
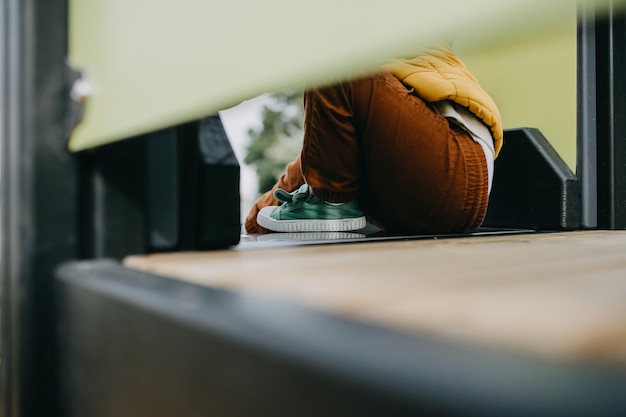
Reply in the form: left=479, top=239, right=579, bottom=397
left=63, top=61, right=91, bottom=145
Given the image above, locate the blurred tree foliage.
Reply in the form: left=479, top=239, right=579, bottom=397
left=245, top=89, right=305, bottom=194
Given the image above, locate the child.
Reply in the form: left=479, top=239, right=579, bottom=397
left=245, top=41, right=502, bottom=235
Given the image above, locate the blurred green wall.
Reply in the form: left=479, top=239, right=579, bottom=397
left=457, top=5, right=577, bottom=169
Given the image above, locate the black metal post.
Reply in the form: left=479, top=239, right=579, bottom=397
left=1, top=1, right=75, bottom=416
left=577, top=1, right=599, bottom=228
left=596, top=1, right=626, bottom=229
left=578, top=0, right=626, bottom=229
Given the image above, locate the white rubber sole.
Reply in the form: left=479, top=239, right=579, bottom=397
left=257, top=207, right=366, bottom=232
left=256, top=231, right=366, bottom=242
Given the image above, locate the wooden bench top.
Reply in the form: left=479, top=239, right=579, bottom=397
left=124, top=230, right=626, bottom=368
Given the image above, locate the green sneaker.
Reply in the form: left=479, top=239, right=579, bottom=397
left=257, top=184, right=366, bottom=232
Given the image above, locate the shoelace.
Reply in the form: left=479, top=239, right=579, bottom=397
left=273, top=184, right=316, bottom=205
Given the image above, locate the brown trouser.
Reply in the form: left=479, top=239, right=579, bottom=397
left=245, top=72, right=489, bottom=234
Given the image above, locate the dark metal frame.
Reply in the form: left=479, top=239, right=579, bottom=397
left=0, top=1, right=241, bottom=415
left=55, top=260, right=626, bottom=417
left=578, top=0, right=626, bottom=228
left=2, top=1, right=626, bottom=416
left=483, top=128, right=579, bottom=230
left=76, top=117, right=240, bottom=260
left=1, top=1, right=77, bottom=416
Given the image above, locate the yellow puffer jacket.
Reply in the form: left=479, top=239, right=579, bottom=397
left=383, top=42, right=503, bottom=157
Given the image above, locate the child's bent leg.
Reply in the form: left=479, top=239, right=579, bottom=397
left=301, top=72, right=488, bottom=233
left=300, top=82, right=363, bottom=203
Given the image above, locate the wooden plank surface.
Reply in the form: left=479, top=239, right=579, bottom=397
left=124, top=231, right=626, bottom=368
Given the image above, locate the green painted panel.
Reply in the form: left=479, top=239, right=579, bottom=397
left=67, top=0, right=602, bottom=152
left=458, top=3, right=578, bottom=169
